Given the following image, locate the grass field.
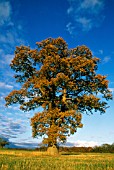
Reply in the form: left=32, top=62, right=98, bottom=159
left=0, top=149, right=114, bottom=170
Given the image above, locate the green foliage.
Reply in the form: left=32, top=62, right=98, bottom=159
left=5, top=37, right=112, bottom=147
left=92, top=143, right=114, bottom=153
left=0, top=138, right=9, bottom=148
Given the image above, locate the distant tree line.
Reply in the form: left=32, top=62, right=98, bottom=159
left=0, top=136, right=113, bottom=153
left=36, top=143, right=114, bottom=153
left=92, top=143, right=114, bottom=153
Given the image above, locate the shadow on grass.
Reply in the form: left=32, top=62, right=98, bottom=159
left=61, top=152, right=81, bottom=155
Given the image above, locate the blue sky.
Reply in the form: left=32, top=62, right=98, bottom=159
left=0, top=0, right=114, bottom=148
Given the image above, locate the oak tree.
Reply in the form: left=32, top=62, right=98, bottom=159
left=5, top=37, right=112, bottom=147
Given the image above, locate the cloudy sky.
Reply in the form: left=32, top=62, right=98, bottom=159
left=0, top=0, right=114, bottom=148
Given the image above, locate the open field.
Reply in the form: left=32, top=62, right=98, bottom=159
left=0, top=149, right=114, bottom=170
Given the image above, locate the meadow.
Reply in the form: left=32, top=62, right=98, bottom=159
left=0, top=149, right=114, bottom=170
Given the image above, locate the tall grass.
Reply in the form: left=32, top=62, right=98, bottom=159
left=0, top=150, right=114, bottom=170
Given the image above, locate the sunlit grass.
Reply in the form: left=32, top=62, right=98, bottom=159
left=0, top=150, right=114, bottom=170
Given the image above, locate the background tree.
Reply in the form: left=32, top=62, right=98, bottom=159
left=0, top=137, right=9, bottom=148
left=5, top=37, right=112, bottom=147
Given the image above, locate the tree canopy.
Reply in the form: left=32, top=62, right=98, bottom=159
left=0, top=138, right=9, bottom=148
left=5, top=37, right=112, bottom=146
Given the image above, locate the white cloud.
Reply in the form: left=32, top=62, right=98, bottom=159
left=67, top=6, right=73, bottom=14
left=0, top=1, right=25, bottom=55
left=0, top=32, right=14, bottom=44
left=4, top=54, right=14, bottom=65
left=0, top=1, right=11, bottom=26
left=0, top=51, right=14, bottom=65
left=74, top=140, right=98, bottom=147
left=0, top=31, right=24, bottom=46
left=0, top=82, right=13, bottom=90
left=109, top=88, right=114, bottom=93
left=76, top=17, right=92, bottom=31
left=98, top=49, right=103, bottom=55
left=75, top=140, right=98, bottom=147
left=8, top=106, right=22, bottom=112
left=0, top=114, right=27, bottom=139
left=0, top=1, right=29, bottom=146
left=103, top=56, right=111, bottom=63
left=66, top=22, right=75, bottom=35
left=78, top=0, right=104, bottom=13
left=67, top=0, right=105, bottom=34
